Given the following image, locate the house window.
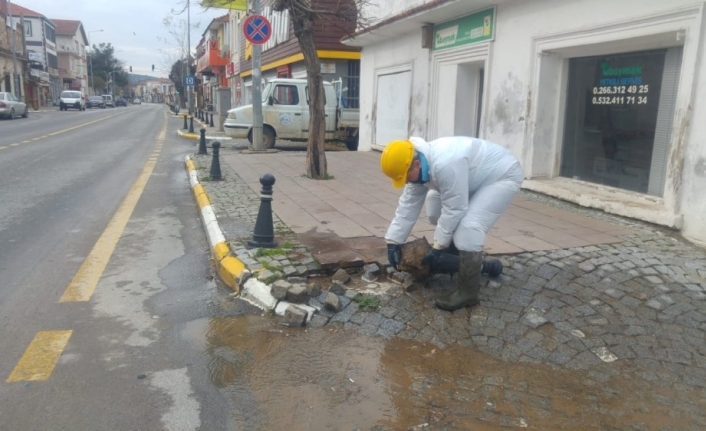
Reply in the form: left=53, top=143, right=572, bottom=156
left=25, top=21, right=32, bottom=36
left=560, top=48, right=682, bottom=196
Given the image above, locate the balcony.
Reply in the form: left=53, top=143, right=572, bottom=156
left=196, top=39, right=228, bottom=74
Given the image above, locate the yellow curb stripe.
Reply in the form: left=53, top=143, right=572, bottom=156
left=7, top=330, right=72, bottom=382
left=185, top=159, right=196, bottom=172
left=59, top=112, right=167, bottom=302
left=213, top=242, right=230, bottom=262
left=194, top=186, right=210, bottom=209
left=218, top=256, right=246, bottom=293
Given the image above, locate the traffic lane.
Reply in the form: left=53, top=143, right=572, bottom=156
left=0, top=105, right=166, bottom=377
left=0, top=105, right=135, bottom=147
left=0, top=115, right=236, bottom=430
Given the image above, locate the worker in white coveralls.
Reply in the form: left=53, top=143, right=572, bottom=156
left=381, top=137, right=524, bottom=311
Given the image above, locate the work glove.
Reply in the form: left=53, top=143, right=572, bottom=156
left=421, top=248, right=445, bottom=273
left=387, top=243, right=402, bottom=270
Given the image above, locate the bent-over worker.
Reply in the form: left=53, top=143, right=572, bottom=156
left=381, top=136, right=524, bottom=311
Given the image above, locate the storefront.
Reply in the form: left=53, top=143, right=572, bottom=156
left=345, top=0, right=706, bottom=246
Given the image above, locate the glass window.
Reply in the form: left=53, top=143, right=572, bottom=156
left=25, top=21, right=32, bottom=37
left=272, top=84, right=299, bottom=105
left=561, top=49, right=679, bottom=195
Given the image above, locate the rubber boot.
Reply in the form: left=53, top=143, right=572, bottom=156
left=435, top=251, right=482, bottom=311
left=482, top=259, right=503, bottom=277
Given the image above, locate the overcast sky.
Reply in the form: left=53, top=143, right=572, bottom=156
left=13, top=0, right=229, bottom=77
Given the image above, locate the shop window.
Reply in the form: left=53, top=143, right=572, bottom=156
left=561, top=48, right=682, bottom=196
left=272, top=84, right=299, bottom=105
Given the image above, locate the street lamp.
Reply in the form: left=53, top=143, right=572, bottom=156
left=87, top=29, right=104, bottom=96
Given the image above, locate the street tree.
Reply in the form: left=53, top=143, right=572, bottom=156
left=159, top=11, right=200, bottom=108
left=211, top=0, right=371, bottom=179
left=89, top=43, right=128, bottom=91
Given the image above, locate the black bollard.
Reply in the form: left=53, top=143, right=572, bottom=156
left=183, top=114, right=188, bottom=130
left=248, top=173, right=277, bottom=248
left=209, top=112, right=214, bottom=127
left=198, top=128, right=208, bottom=155
left=209, top=141, right=222, bottom=181
left=189, top=115, right=194, bottom=133
left=200, top=110, right=204, bottom=121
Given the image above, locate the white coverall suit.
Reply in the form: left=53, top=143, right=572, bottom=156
left=385, top=136, right=524, bottom=252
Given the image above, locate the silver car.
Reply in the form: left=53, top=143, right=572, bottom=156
left=0, top=92, right=28, bottom=119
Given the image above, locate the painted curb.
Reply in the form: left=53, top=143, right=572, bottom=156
left=177, top=128, right=233, bottom=141
left=184, top=155, right=247, bottom=292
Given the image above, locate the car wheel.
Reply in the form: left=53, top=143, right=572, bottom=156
left=9, top=108, right=15, bottom=119
left=22, top=107, right=28, bottom=118
left=262, top=127, right=276, bottom=149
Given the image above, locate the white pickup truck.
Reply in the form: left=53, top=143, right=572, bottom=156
left=223, top=78, right=359, bottom=150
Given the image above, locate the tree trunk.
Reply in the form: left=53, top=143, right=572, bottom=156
left=289, top=7, right=327, bottom=179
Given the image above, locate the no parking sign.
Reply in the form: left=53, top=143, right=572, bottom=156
left=243, top=14, right=272, bottom=45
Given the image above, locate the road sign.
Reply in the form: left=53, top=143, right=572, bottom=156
left=243, top=14, right=272, bottom=45
left=184, top=75, right=196, bottom=86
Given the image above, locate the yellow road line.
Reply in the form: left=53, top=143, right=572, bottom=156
left=7, top=330, right=73, bottom=382
left=60, top=111, right=167, bottom=302
left=47, top=114, right=117, bottom=137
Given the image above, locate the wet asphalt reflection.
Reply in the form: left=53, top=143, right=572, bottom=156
left=183, top=314, right=699, bottom=430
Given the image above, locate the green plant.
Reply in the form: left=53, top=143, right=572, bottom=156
left=352, top=294, right=381, bottom=311
left=254, top=248, right=287, bottom=258
left=262, top=272, right=281, bottom=284
left=200, top=176, right=212, bottom=182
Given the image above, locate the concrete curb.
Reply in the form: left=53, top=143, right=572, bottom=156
left=184, top=155, right=247, bottom=292
left=176, top=128, right=233, bottom=141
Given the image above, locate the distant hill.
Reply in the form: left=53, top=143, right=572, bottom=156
left=128, top=73, right=164, bottom=84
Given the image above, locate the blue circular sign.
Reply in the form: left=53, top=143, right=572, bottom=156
left=243, top=14, right=272, bottom=45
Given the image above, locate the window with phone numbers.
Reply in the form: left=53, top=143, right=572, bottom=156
left=561, top=48, right=682, bottom=196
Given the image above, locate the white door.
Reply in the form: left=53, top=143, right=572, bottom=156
left=435, top=62, right=484, bottom=139
left=264, top=84, right=303, bottom=139
left=374, top=70, right=411, bottom=147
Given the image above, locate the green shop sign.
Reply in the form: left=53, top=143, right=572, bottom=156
left=433, top=7, right=495, bottom=51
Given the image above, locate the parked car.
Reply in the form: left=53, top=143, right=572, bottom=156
left=115, top=97, right=127, bottom=107
left=87, top=96, right=105, bottom=109
left=0, top=92, right=29, bottom=119
left=59, top=90, right=85, bottom=111
left=102, top=94, right=115, bottom=108
left=132, top=98, right=141, bottom=105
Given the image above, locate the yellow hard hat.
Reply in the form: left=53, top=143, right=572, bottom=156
left=381, top=140, right=414, bottom=188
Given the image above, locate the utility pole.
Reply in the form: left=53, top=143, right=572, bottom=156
left=8, top=0, right=20, bottom=98
left=251, top=0, right=263, bottom=150
left=87, top=30, right=104, bottom=96
left=187, top=0, right=192, bottom=115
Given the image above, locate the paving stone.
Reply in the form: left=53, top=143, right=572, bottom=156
left=522, top=312, right=548, bottom=329
left=377, top=319, right=406, bottom=338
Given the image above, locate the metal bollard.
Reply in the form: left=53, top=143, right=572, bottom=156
left=183, top=114, right=188, bottom=130
left=209, top=141, right=222, bottom=181
left=209, top=112, right=214, bottom=127
left=248, top=173, right=277, bottom=248
left=198, top=128, right=208, bottom=155
left=189, top=115, right=194, bottom=133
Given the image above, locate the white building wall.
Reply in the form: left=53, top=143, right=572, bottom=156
left=354, top=0, right=706, bottom=246
left=358, top=30, right=429, bottom=151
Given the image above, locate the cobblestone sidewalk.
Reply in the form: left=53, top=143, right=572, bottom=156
left=191, top=147, right=706, bottom=428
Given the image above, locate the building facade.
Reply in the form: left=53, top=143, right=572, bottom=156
left=52, top=19, right=87, bottom=94
left=235, top=0, right=361, bottom=107
left=9, top=3, right=58, bottom=106
left=345, top=0, right=706, bottom=246
left=195, top=14, right=229, bottom=110
left=0, top=0, right=27, bottom=100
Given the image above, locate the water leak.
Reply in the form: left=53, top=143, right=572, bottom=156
left=183, top=316, right=703, bottom=430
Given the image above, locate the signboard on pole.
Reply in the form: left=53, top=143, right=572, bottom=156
left=184, top=75, right=196, bottom=86
left=243, top=14, right=272, bottom=45
left=200, top=0, right=246, bottom=10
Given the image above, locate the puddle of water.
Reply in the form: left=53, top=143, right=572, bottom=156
left=184, top=316, right=703, bottom=430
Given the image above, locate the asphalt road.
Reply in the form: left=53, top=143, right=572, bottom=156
left=0, top=105, right=252, bottom=430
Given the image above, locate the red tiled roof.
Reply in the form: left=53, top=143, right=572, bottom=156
left=8, top=3, right=46, bottom=19
left=52, top=19, right=81, bottom=36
